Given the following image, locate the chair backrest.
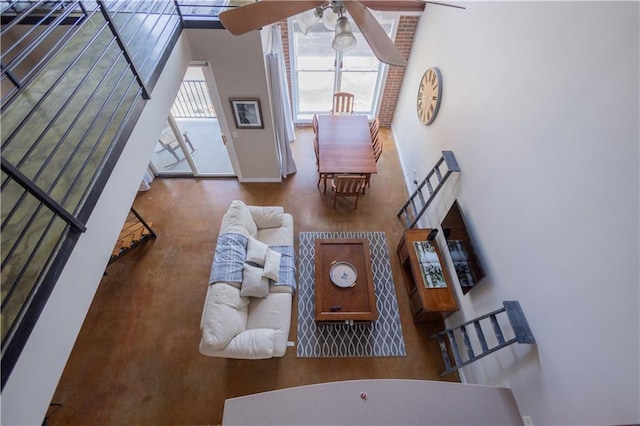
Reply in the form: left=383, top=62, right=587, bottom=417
left=373, top=136, right=382, bottom=162
left=332, top=92, right=354, bottom=115
left=313, top=134, right=319, bottom=165
left=159, top=127, right=175, bottom=144
left=334, top=175, right=366, bottom=195
left=312, top=113, right=319, bottom=134
left=369, top=118, right=379, bottom=136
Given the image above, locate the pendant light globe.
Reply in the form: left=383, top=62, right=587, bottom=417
left=332, top=16, right=357, bottom=52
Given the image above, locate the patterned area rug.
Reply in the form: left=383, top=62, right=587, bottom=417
left=297, top=232, right=406, bottom=357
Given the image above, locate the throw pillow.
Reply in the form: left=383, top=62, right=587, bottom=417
left=224, top=200, right=258, bottom=237
left=262, top=248, right=281, bottom=282
left=248, top=206, right=284, bottom=229
left=241, top=263, right=269, bottom=298
left=246, top=237, right=268, bottom=265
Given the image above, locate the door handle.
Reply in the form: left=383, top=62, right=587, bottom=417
left=221, top=134, right=227, bottom=145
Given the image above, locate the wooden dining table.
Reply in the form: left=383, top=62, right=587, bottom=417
left=317, top=114, right=377, bottom=192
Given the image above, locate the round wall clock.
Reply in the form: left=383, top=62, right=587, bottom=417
left=417, top=67, right=442, bottom=125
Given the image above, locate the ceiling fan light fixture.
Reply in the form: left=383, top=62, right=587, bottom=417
left=322, top=7, right=339, bottom=30
left=332, top=16, right=357, bottom=52
left=296, top=8, right=321, bottom=35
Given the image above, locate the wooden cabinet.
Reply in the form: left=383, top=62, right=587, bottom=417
left=397, top=229, right=459, bottom=322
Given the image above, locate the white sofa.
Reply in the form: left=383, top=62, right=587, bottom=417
left=199, top=200, right=295, bottom=359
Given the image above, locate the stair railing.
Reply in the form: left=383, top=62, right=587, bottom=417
left=97, top=0, right=151, bottom=100
left=108, top=208, right=157, bottom=264
left=1, top=0, right=90, bottom=107
left=0, top=0, right=182, bottom=389
left=397, top=150, right=460, bottom=229
left=432, top=301, right=536, bottom=376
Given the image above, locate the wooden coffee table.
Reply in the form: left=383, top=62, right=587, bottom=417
left=314, top=239, right=378, bottom=323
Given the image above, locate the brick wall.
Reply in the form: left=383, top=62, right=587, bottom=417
left=278, top=15, right=419, bottom=127
left=378, top=15, right=419, bottom=126
left=279, top=19, right=293, bottom=112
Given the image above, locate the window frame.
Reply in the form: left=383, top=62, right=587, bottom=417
left=287, top=13, right=399, bottom=123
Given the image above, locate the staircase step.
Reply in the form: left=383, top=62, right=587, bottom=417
left=460, top=325, right=475, bottom=359
left=433, top=166, right=443, bottom=182
left=431, top=301, right=535, bottom=376
left=111, top=220, right=153, bottom=257
left=397, top=152, right=460, bottom=229
left=425, top=178, right=434, bottom=195
left=442, top=150, right=460, bottom=172
left=446, top=330, right=463, bottom=366
left=436, top=335, right=453, bottom=372
left=474, top=320, right=489, bottom=352
left=504, top=301, right=536, bottom=344
left=490, top=314, right=506, bottom=345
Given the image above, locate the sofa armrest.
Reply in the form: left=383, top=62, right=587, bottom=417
left=200, top=328, right=275, bottom=359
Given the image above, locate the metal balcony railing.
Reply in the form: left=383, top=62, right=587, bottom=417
left=0, top=0, right=183, bottom=388
left=170, top=80, right=216, bottom=118
left=176, top=0, right=234, bottom=21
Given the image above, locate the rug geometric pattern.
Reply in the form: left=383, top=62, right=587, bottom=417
left=297, top=232, right=406, bottom=357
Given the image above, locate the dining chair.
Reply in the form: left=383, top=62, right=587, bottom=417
left=313, top=134, right=319, bottom=166
left=360, top=133, right=382, bottom=191
left=331, top=92, right=355, bottom=115
left=331, top=175, right=366, bottom=209
left=318, top=172, right=334, bottom=193
left=369, top=118, right=379, bottom=140
left=372, top=135, right=382, bottom=163
left=314, top=134, right=333, bottom=192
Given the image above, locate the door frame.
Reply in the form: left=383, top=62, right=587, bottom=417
left=150, top=61, right=241, bottom=178
left=196, top=61, right=241, bottom=178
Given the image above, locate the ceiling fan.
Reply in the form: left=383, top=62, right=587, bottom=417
left=219, top=0, right=464, bottom=67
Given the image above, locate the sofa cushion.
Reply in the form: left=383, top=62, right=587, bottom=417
left=201, top=284, right=249, bottom=350
left=247, top=293, right=292, bottom=357
left=248, top=206, right=284, bottom=229
left=222, top=328, right=275, bottom=359
left=246, top=236, right=268, bottom=265
left=262, top=248, right=281, bottom=281
left=241, top=263, right=269, bottom=298
left=222, top=200, right=258, bottom=238
left=256, top=213, right=294, bottom=247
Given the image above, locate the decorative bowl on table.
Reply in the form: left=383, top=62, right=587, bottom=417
left=330, top=261, right=357, bottom=287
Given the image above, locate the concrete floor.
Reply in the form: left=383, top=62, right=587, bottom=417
left=47, top=127, right=459, bottom=425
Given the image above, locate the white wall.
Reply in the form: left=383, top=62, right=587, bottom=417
left=392, top=2, right=639, bottom=425
left=186, top=29, right=282, bottom=182
left=1, top=34, right=192, bottom=426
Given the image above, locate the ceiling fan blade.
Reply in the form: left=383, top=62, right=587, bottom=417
left=344, top=1, right=408, bottom=67
left=424, top=1, right=466, bottom=10
left=360, top=0, right=465, bottom=11
left=219, top=0, right=326, bottom=35
left=359, top=1, right=426, bottom=12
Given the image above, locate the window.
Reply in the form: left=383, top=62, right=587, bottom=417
left=288, top=13, right=397, bottom=122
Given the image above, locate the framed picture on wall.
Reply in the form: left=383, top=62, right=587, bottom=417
left=229, top=98, right=263, bottom=129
